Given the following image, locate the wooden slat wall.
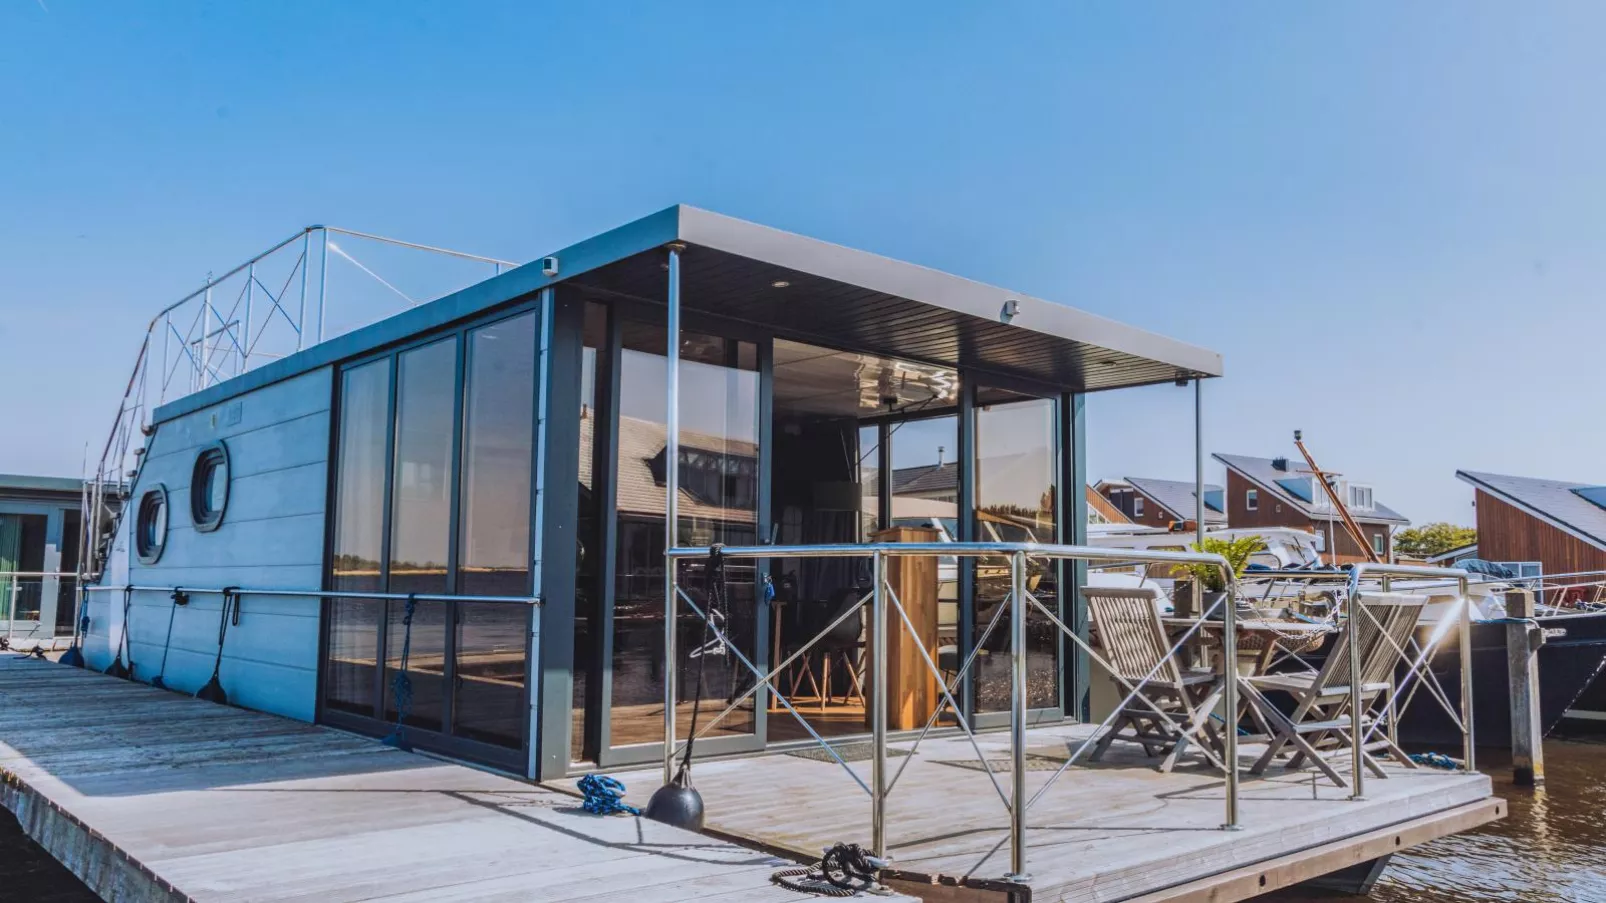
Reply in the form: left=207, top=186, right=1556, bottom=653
left=1475, top=489, right=1606, bottom=576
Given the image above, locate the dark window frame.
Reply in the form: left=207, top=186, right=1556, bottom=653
left=190, top=441, right=231, bottom=533
left=135, top=484, right=169, bottom=565
left=318, top=298, right=543, bottom=772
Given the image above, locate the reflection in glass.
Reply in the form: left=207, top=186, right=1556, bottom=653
left=455, top=602, right=528, bottom=748
left=573, top=301, right=606, bottom=762
left=332, top=358, right=390, bottom=592
left=385, top=598, right=446, bottom=732
left=974, top=396, right=1059, bottom=713
left=610, top=320, right=759, bottom=746
left=858, top=425, right=881, bottom=541
left=459, top=313, right=535, bottom=596
left=326, top=598, right=381, bottom=716
left=390, top=338, right=457, bottom=595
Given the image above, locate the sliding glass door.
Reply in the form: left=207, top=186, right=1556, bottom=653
left=597, top=313, right=764, bottom=761
left=970, top=386, right=1064, bottom=723
left=321, top=306, right=539, bottom=770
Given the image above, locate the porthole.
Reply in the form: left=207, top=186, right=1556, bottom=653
left=136, top=485, right=169, bottom=564
left=190, top=441, right=231, bottom=533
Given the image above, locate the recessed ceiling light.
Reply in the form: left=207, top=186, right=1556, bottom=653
left=771, top=280, right=790, bottom=289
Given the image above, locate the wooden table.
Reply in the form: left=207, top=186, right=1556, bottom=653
left=1163, top=617, right=1333, bottom=676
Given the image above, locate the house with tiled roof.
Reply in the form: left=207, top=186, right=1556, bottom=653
left=1214, top=453, right=1408, bottom=564
left=1456, top=470, right=1606, bottom=583
left=1095, top=477, right=1226, bottom=531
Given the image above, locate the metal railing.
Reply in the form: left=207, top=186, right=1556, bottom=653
left=82, top=226, right=520, bottom=583
left=81, top=584, right=541, bottom=606
left=1344, top=564, right=1477, bottom=799
left=663, top=541, right=1239, bottom=882
left=1, top=571, right=79, bottom=649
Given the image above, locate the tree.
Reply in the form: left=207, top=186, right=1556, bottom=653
left=1392, top=522, right=1476, bottom=558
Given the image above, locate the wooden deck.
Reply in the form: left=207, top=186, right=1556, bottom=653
left=0, top=653, right=868, bottom=902
left=612, top=719, right=1502, bottom=902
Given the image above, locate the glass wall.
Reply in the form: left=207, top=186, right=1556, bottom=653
left=609, top=319, right=760, bottom=748
left=384, top=337, right=457, bottom=732
left=327, top=359, right=390, bottom=717
left=572, top=301, right=607, bottom=763
left=322, top=306, right=538, bottom=764
left=454, top=312, right=536, bottom=749
left=972, top=393, right=1060, bottom=713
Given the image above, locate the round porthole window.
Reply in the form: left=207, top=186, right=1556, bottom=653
left=136, top=485, right=169, bottom=564
left=190, top=441, right=230, bottom=533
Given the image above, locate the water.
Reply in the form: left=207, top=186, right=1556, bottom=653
left=0, top=809, right=98, bottom=902
left=3, top=740, right=1603, bottom=901
left=1273, top=739, right=1606, bottom=903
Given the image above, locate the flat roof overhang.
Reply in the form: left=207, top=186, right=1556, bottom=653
left=153, top=205, right=1221, bottom=424
left=573, top=207, right=1221, bottom=393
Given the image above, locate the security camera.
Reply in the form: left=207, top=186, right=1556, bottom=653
left=541, top=256, right=560, bottom=277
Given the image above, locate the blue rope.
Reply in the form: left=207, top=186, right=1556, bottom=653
left=1209, top=712, right=1250, bottom=737
left=383, top=595, right=417, bottom=751
left=577, top=774, right=639, bottom=816
left=1410, top=751, right=1458, bottom=770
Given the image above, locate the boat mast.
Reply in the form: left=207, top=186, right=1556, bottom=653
left=1292, top=430, right=1381, bottom=564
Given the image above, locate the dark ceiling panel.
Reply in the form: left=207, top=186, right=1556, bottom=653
left=569, top=245, right=1198, bottom=394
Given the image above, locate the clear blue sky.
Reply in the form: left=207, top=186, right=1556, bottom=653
left=3, top=3, right=1603, bottom=525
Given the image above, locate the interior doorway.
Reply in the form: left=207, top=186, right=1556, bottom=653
left=769, top=339, right=960, bottom=742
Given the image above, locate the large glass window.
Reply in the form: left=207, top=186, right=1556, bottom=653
left=609, top=320, right=760, bottom=747
left=458, top=313, right=536, bottom=596
left=453, top=312, right=536, bottom=747
left=572, top=302, right=607, bottom=763
left=331, top=360, right=391, bottom=593
left=973, top=394, right=1059, bottom=713
left=384, top=338, right=457, bottom=734
left=322, top=307, right=538, bottom=760
left=389, top=337, right=457, bottom=596
left=327, top=358, right=391, bottom=717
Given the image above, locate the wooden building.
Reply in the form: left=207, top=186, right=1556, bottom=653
left=1214, top=453, right=1407, bottom=564
left=1457, top=470, right=1606, bottom=586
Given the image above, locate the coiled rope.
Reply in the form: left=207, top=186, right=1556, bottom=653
left=577, top=774, right=640, bottom=816
left=771, top=842, right=885, bottom=897
left=1410, top=751, right=1459, bottom=770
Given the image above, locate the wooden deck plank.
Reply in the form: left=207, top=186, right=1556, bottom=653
left=0, top=654, right=857, bottom=902
left=611, top=716, right=1497, bottom=902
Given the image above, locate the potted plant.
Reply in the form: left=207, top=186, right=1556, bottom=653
left=1171, top=534, right=1267, bottom=619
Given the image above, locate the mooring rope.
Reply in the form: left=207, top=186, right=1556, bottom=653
left=150, top=587, right=189, bottom=689
left=104, top=585, right=135, bottom=679
left=383, top=594, right=418, bottom=750
left=577, top=774, right=640, bottom=816
left=771, top=842, right=885, bottom=897
left=1410, top=751, right=1459, bottom=770
left=671, top=545, right=727, bottom=787
left=196, top=587, right=239, bottom=704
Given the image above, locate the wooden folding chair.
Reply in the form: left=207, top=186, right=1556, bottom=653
left=1245, top=591, right=1426, bottom=787
left=1087, top=587, right=1224, bottom=772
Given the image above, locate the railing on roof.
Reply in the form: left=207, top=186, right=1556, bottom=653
left=82, top=226, right=520, bottom=581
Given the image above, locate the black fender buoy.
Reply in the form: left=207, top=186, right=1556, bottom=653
left=643, top=779, right=705, bottom=832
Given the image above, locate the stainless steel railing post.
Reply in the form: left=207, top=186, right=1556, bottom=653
left=1348, top=590, right=1366, bottom=801
left=1222, top=570, right=1241, bottom=828
left=871, top=549, right=888, bottom=858
left=1459, top=576, right=1476, bottom=773
left=662, top=244, right=682, bottom=785
left=1006, top=550, right=1030, bottom=880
